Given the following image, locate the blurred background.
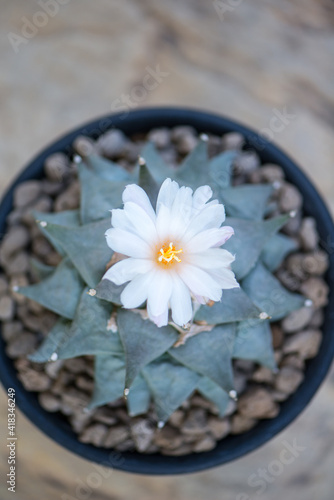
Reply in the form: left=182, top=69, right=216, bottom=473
left=0, top=0, right=334, bottom=498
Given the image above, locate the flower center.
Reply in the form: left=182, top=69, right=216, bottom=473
left=158, top=242, right=183, bottom=265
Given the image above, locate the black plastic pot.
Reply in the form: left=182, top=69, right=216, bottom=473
left=0, top=107, right=333, bottom=475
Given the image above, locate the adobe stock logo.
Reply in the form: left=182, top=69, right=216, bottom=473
left=8, top=0, right=70, bottom=54
left=236, top=438, right=306, bottom=500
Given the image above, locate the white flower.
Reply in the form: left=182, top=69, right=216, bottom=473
left=103, top=178, right=239, bottom=327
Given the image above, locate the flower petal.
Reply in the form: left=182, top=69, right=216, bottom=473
left=123, top=201, right=158, bottom=244
left=207, top=267, right=239, bottom=289
left=147, top=270, right=173, bottom=317
left=170, top=274, right=193, bottom=326
left=106, top=228, right=151, bottom=258
left=156, top=178, right=179, bottom=214
left=177, top=264, right=222, bottom=302
left=122, top=184, right=156, bottom=222
left=120, top=272, right=154, bottom=308
left=192, top=185, right=213, bottom=211
left=184, top=227, right=234, bottom=254
left=182, top=204, right=226, bottom=242
left=147, top=303, right=169, bottom=327
left=186, top=248, right=235, bottom=269
left=103, top=258, right=154, bottom=285
left=169, top=186, right=194, bottom=240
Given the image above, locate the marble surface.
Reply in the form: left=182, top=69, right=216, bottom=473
left=0, top=0, right=333, bottom=499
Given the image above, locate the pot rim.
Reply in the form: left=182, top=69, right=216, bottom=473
left=0, top=106, right=333, bottom=475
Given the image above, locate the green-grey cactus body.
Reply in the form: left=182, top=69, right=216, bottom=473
left=20, top=136, right=306, bottom=424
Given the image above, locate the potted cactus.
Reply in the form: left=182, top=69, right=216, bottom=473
left=0, top=107, right=333, bottom=475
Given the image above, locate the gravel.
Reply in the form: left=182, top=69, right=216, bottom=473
left=0, top=125, right=328, bottom=455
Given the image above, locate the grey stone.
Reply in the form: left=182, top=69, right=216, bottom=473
left=21, top=196, right=53, bottom=226
left=13, top=181, right=42, bottom=209
left=93, top=407, right=118, bottom=425
left=237, top=387, right=278, bottom=419
left=168, top=410, right=185, bottom=427
left=147, top=128, right=171, bottom=149
left=154, top=425, right=184, bottom=450
left=234, top=151, right=260, bottom=174
left=5, top=251, right=30, bottom=276
left=230, top=414, right=258, bottom=434
left=18, top=369, right=52, bottom=392
left=0, top=225, right=30, bottom=260
left=161, top=443, right=193, bottom=456
left=130, top=419, right=155, bottom=452
left=278, top=182, right=303, bottom=212
left=302, top=251, right=329, bottom=275
left=181, top=408, right=209, bottom=435
left=44, top=360, right=64, bottom=379
left=104, top=426, right=130, bottom=447
left=193, top=434, right=216, bottom=452
left=281, top=210, right=302, bottom=236
left=1, top=321, right=22, bottom=341
left=44, top=153, right=70, bottom=182
left=79, top=423, right=109, bottom=446
left=73, top=136, right=96, bottom=157
left=260, top=164, right=285, bottom=182
left=222, top=132, right=244, bottom=150
left=75, top=375, right=94, bottom=393
left=6, top=332, right=37, bottom=358
left=207, top=417, right=230, bottom=439
left=299, top=217, right=319, bottom=251
left=0, top=295, right=15, bottom=320
left=283, top=329, right=322, bottom=359
left=252, top=366, right=275, bottom=384
left=96, top=129, right=128, bottom=158
left=275, top=366, right=304, bottom=394
left=54, top=181, right=80, bottom=212
left=300, top=277, right=329, bottom=308
left=0, top=275, right=8, bottom=296
left=280, top=354, right=305, bottom=371
left=281, top=307, right=314, bottom=333
left=38, top=392, right=61, bottom=412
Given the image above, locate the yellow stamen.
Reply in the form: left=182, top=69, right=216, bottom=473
left=158, top=242, right=183, bottom=265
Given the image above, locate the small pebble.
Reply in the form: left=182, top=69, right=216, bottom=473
left=38, top=392, right=62, bottom=412
left=230, top=414, right=258, bottom=434
left=300, top=277, right=329, bottom=308
left=234, top=151, right=260, bottom=175
left=0, top=226, right=30, bottom=260
left=207, top=417, right=230, bottom=439
left=104, top=426, right=130, bottom=447
left=237, top=387, right=278, bottom=419
left=147, top=128, right=171, bottom=149
left=13, top=181, right=42, bottom=209
left=281, top=307, right=314, bottom=333
left=1, top=321, right=22, bottom=341
left=130, top=419, right=155, bottom=452
left=260, top=164, right=285, bottom=183
left=283, top=329, right=322, bottom=360
left=299, top=217, right=319, bottom=251
left=222, top=132, right=244, bottom=150
left=309, top=308, right=324, bottom=328
left=73, top=136, right=96, bottom=157
left=5, top=252, right=30, bottom=276
left=0, top=295, right=15, bottom=321
left=193, top=435, right=216, bottom=452
left=252, top=366, right=275, bottom=384
left=6, top=332, right=37, bottom=358
left=181, top=408, right=210, bottom=435
left=280, top=354, right=305, bottom=371
left=18, top=369, right=51, bottom=392
left=154, top=425, right=184, bottom=450
left=96, top=129, right=128, bottom=158
left=0, top=275, right=8, bottom=296
left=21, top=196, right=53, bottom=226
left=44, top=153, right=70, bottom=182
left=79, top=423, right=109, bottom=447
left=278, top=182, right=303, bottom=212
left=274, top=366, right=304, bottom=394
left=54, top=181, right=80, bottom=212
